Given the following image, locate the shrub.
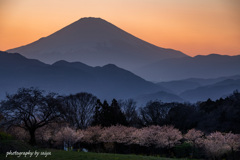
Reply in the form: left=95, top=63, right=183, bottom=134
left=0, top=132, right=13, bottom=140
left=174, top=142, right=192, bottom=158
left=0, top=140, right=34, bottom=154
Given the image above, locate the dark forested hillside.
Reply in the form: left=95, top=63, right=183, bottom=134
left=166, top=91, right=240, bottom=133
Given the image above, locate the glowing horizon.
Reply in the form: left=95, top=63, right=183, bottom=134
left=0, top=0, right=239, bottom=57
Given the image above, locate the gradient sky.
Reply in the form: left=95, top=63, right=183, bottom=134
left=0, top=0, right=239, bottom=56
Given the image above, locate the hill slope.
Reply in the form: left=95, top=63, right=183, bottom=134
left=0, top=51, right=164, bottom=101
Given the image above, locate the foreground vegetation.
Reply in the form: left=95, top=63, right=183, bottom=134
left=1, top=88, right=240, bottom=159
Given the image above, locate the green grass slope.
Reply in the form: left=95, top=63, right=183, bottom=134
left=0, top=149, right=197, bottom=160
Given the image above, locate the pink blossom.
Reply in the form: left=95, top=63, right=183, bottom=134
left=184, top=128, right=204, bottom=146
left=100, top=125, right=136, bottom=144
left=203, top=132, right=231, bottom=158
left=224, top=132, right=240, bottom=152
left=81, top=126, right=102, bottom=144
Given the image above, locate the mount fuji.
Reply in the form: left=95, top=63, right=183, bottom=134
left=7, top=17, right=187, bottom=70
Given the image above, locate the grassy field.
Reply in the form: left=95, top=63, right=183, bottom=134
left=0, top=150, right=196, bottom=160
left=0, top=140, right=196, bottom=160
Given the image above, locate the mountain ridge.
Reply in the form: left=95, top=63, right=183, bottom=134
left=0, top=51, right=165, bottom=101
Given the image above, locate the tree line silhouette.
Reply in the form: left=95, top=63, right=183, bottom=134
left=0, top=87, right=240, bottom=159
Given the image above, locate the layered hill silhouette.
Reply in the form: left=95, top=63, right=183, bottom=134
left=7, top=17, right=186, bottom=70
left=1, top=51, right=239, bottom=103
left=157, top=75, right=240, bottom=94
left=136, top=54, right=240, bottom=81
left=157, top=75, right=240, bottom=102
left=180, top=79, right=240, bottom=102
left=0, top=51, right=165, bottom=101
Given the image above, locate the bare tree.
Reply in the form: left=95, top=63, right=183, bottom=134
left=0, top=87, right=62, bottom=145
left=140, top=101, right=171, bottom=126
left=61, top=92, right=97, bottom=129
left=119, top=99, right=140, bottom=127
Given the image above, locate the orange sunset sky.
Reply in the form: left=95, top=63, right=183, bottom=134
left=0, top=0, right=239, bottom=57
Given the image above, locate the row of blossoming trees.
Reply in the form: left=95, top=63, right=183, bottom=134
left=1, top=88, right=240, bottom=159
left=9, top=124, right=240, bottom=159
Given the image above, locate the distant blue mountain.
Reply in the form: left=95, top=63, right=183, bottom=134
left=134, top=91, right=185, bottom=106
left=136, top=54, right=240, bottom=82
left=180, top=79, right=240, bottom=102
left=157, top=75, right=240, bottom=94
left=157, top=80, right=201, bottom=94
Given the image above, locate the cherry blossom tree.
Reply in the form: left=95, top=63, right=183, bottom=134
left=0, top=88, right=62, bottom=145
left=224, top=132, right=240, bottom=160
left=130, top=125, right=182, bottom=148
left=35, top=123, right=63, bottom=147
left=185, top=129, right=204, bottom=144
left=117, top=126, right=136, bottom=144
left=81, top=126, right=102, bottom=144
left=155, top=125, right=182, bottom=149
left=130, top=126, right=156, bottom=147
left=203, top=132, right=231, bottom=159
left=35, top=125, right=54, bottom=144
left=54, top=126, right=83, bottom=150
left=184, top=129, right=204, bottom=157
left=100, top=125, right=136, bottom=144
left=7, top=126, right=29, bottom=141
